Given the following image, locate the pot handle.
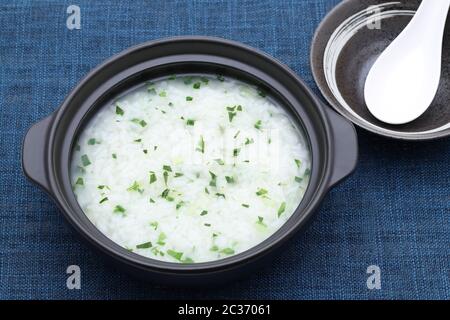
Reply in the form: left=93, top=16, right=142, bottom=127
left=22, top=115, right=54, bottom=193
left=324, top=107, right=359, bottom=188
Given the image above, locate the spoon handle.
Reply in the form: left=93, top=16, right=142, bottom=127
left=410, top=0, right=450, bottom=39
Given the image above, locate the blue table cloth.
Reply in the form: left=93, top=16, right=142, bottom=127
left=0, top=0, right=449, bottom=300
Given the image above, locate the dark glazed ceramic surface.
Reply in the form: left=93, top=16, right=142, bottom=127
left=22, top=37, right=358, bottom=286
left=311, top=0, right=450, bottom=140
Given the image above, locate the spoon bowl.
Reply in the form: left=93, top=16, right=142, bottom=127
left=364, top=0, right=450, bottom=125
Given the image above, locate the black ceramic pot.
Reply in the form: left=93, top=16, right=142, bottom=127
left=22, top=37, right=358, bottom=286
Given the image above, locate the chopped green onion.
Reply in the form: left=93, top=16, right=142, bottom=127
left=148, top=87, right=157, bottom=95
left=257, top=216, right=267, bottom=227
left=217, top=74, right=225, bottom=82
left=214, top=159, right=225, bottom=166
left=99, top=197, right=108, bottom=204
left=215, top=193, right=225, bottom=198
left=257, top=87, right=267, bottom=97
left=87, top=138, right=97, bottom=145
left=167, top=249, right=183, bottom=261
left=295, top=176, right=303, bottom=183
left=176, top=201, right=185, bottom=210
left=233, top=130, right=240, bottom=139
left=245, top=138, right=254, bottom=145
left=304, top=168, right=311, bottom=176
left=81, top=154, right=91, bottom=167
left=295, top=159, right=302, bottom=168
left=112, top=153, right=117, bottom=159
left=75, top=177, right=84, bottom=186
left=149, top=198, right=155, bottom=203
left=186, top=119, right=195, bottom=126
left=204, top=187, right=210, bottom=194
left=254, top=120, right=262, bottom=130
left=127, top=181, right=144, bottom=193
left=136, top=242, right=152, bottom=249
left=233, top=148, right=240, bottom=157
left=209, top=171, right=217, bottom=187
left=210, top=245, right=219, bottom=252
left=278, top=202, right=286, bottom=217
left=193, top=82, right=201, bottom=89
left=134, top=138, right=142, bottom=143
left=186, top=96, right=193, bottom=101
left=113, top=205, right=126, bottom=215
left=163, top=165, right=172, bottom=172
left=200, top=210, right=208, bottom=216
left=149, top=221, right=158, bottom=230
left=196, top=135, right=205, bottom=153
left=149, top=171, right=157, bottom=184
left=174, top=172, right=184, bottom=178
left=220, top=248, right=235, bottom=255
left=159, top=90, right=167, bottom=97
left=256, top=188, right=268, bottom=196
left=157, top=233, right=167, bottom=246
left=168, top=74, right=176, bottom=80
left=161, top=189, right=174, bottom=201
left=204, top=223, right=211, bottom=227
left=132, top=118, right=147, bottom=127
left=115, top=105, right=124, bottom=116
left=225, top=176, right=235, bottom=184
left=163, top=171, right=169, bottom=186
left=242, top=204, right=249, bottom=208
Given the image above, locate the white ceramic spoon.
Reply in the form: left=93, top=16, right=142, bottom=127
left=364, top=0, right=450, bottom=125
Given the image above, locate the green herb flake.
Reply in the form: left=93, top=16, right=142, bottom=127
left=186, top=96, right=193, bottom=101
left=228, top=111, right=237, bottom=122
left=87, top=138, right=97, bottom=145
left=176, top=201, right=185, bottom=210
left=225, top=176, right=235, bottom=184
left=112, top=153, right=117, bottom=159
left=149, top=198, right=155, bottom=203
left=149, top=221, right=158, bottom=230
left=182, top=257, right=194, bottom=264
left=167, top=249, right=183, bottom=261
left=196, top=135, right=205, bottom=153
left=242, top=204, right=249, bottom=208
left=183, top=77, right=193, bottom=85
left=186, top=119, right=195, bottom=126
left=168, top=74, right=176, bottom=80
left=113, top=205, right=126, bottom=215
left=214, top=159, right=225, bottom=166
left=295, top=176, right=303, bottom=183
left=257, top=87, right=268, bottom=97
left=161, top=189, right=174, bottom=202
left=81, top=154, right=91, bottom=167
left=204, top=223, right=211, bottom=227
left=257, top=216, right=267, bottom=227
left=163, top=171, right=169, bottom=186
left=217, top=74, right=225, bottom=82
left=233, top=148, right=240, bottom=157
left=233, top=130, right=240, bottom=139
left=236, top=105, right=243, bottom=111
left=99, top=197, right=108, bottom=204
left=136, top=242, right=152, bottom=249
left=256, top=188, right=268, bottom=197
left=134, top=138, right=142, bottom=143
left=148, top=87, right=157, bottom=95
left=127, top=181, right=144, bottom=193
left=210, top=245, right=219, bottom=252
left=294, top=159, right=302, bottom=168
left=278, top=202, right=286, bottom=218
left=75, top=144, right=81, bottom=151
left=245, top=138, right=254, bottom=145
left=215, top=193, right=225, bottom=199
left=254, top=120, right=262, bottom=130
left=220, top=248, right=235, bottom=255
left=200, top=210, right=208, bottom=216
left=75, top=177, right=84, bottom=186
left=132, top=118, right=147, bottom=127
left=159, top=90, right=167, bottom=97
left=193, top=82, right=201, bottom=89
left=204, top=187, right=210, bottom=194
left=115, top=105, right=124, bottom=116
left=304, top=168, right=311, bottom=176
left=209, top=171, right=217, bottom=187
left=157, top=233, right=167, bottom=246
left=163, top=165, right=172, bottom=172
left=149, top=171, right=157, bottom=184
left=201, top=77, right=209, bottom=84
left=174, top=172, right=184, bottom=178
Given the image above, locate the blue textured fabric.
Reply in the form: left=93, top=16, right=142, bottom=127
left=0, top=0, right=449, bottom=300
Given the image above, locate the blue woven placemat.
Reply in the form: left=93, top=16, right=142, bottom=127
left=0, top=0, right=448, bottom=300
